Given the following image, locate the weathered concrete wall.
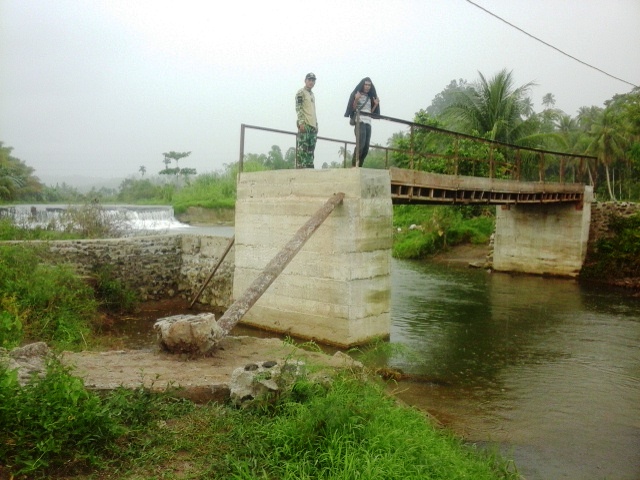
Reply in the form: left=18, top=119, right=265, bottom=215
left=493, top=186, right=593, bottom=277
left=15, top=235, right=234, bottom=308
left=233, top=169, right=393, bottom=348
left=41, top=235, right=183, bottom=299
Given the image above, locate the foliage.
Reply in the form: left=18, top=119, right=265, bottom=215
left=426, top=78, right=474, bottom=117
left=159, top=151, right=196, bottom=178
left=118, top=177, right=173, bottom=203
left=580, top=213, right=640, bottom=281
left=92, top=265, right=139, bottom=314
left=0, top=359, right=122, bottom=475
left=0, top=295, right=24, bottom=349
left=0, top=245, right=97, bottom=349
left=11, top=369, right=517, bottom=479
left=392, top=205, right=494, bottom=260
left=0, top=142, right=45, bottom=202
left=171, top=171, right=237, bottom=214
left=57, top=203, right=131, bottom=238
left=442, top=68, right=539, bottom=145
left=0, top=218, right=82, bottom=241
left=0, top=359, right=194, bottom=477
left=584, top=88, right=640, bottom=200
left=223, top=373, right=517, bottom=479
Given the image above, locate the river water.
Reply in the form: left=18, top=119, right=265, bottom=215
left=388, top=258, right=640, bottom=480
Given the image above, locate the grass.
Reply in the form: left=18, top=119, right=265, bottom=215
left=0, top=244, right=96, bottom=350
left=0, top=363, right=519, bottom=480
left=0, top=243, right=140, bottom=350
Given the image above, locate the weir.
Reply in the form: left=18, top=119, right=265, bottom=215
left=0, top=204, right=189, bottom=233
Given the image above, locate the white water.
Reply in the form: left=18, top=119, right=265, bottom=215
left=1, top=204, right=192, bottom=235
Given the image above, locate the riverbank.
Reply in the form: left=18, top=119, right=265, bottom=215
left=430, top=242, right=491, bottom=267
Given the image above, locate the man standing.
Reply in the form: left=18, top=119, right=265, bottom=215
left=295, top=73, right=318, bottom=168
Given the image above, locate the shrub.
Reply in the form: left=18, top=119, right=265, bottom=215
left=0, top=359, right=194, bottom=478
left=581, top=213, right=640, bottom=280
left=92, top=265, right=139, bottom=314
left=59, top=203, right=130, bottom=238
left=392, top=205, right=494, bottom=259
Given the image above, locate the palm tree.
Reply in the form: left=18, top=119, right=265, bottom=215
left=443, top=69, right=538, bottom=145
left=586, top=107, right=628, bottom=200
left=139, top=165, right=146, bottom=177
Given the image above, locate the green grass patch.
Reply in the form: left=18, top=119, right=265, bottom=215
left=0, top=359, right=194, bottom=478
left=171, top=172, right=237, bottom=214
left=92, top=264, right=140, bottom=314
left=0, top=368, right=517, bottom=479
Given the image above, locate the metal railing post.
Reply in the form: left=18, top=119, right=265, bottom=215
left=239, top=124, right=246, bottom=175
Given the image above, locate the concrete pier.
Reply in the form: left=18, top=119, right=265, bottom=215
left=232, top=168, right=393, bottom=348
left=492, top=187, right=593, bottom=277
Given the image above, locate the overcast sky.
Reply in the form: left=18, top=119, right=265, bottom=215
left=1, top=0, right=639, bottom=184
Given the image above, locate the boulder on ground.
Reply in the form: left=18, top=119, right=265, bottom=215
left=154, top=313, right=224, bottom=356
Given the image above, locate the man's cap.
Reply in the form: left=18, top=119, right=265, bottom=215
left=305, top=72, right=316, bottom=80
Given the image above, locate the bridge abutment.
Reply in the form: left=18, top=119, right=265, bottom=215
left=233, top=169, right=393, bottom=347
left=493, top=187, right=593, bottom=277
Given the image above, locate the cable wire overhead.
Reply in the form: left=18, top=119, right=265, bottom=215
left=465, top=0, right=638, bottom=89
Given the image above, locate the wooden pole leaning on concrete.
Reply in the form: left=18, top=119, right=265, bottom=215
left=217, top=192, right=345, bottom=335
left=189, top=235, right=235, bottom=308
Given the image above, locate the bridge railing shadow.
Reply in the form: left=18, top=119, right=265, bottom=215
left=239, top=115, right=597, bottom=185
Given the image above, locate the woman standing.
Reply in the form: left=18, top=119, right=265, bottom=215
left=344, top=77, right=380, bottom=167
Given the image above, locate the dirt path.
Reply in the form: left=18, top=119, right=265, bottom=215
left=62, top=335, right=358, bottom=403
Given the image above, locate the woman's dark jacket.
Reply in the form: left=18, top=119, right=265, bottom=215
left=344, top=78, right=380, bottom=119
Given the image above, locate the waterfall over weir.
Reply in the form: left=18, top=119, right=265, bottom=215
left=0, top=204, right=192, bottom=235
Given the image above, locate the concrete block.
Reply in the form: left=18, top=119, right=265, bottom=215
left=233, top=168, right=392, bottom=347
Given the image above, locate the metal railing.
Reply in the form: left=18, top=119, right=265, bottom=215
left=239, top=115, right=598, bottom=184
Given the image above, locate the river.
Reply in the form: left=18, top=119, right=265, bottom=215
left=387, top=258, right=639, bottom=480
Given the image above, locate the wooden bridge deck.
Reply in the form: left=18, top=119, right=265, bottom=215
left=389, top=167, right=586, bottom=206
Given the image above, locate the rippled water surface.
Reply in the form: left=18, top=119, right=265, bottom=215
left=389, top=258, right=640, bottom=480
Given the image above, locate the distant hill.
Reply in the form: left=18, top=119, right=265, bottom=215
left=37, top=175, right=127, bottom=193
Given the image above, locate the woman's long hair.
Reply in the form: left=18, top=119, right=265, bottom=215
left=344, top=77, right=380, bottom=117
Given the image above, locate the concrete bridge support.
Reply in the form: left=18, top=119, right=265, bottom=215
left=493, top=187, right=593, bottom=277
left=233, top=169, right=393, bottom=348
